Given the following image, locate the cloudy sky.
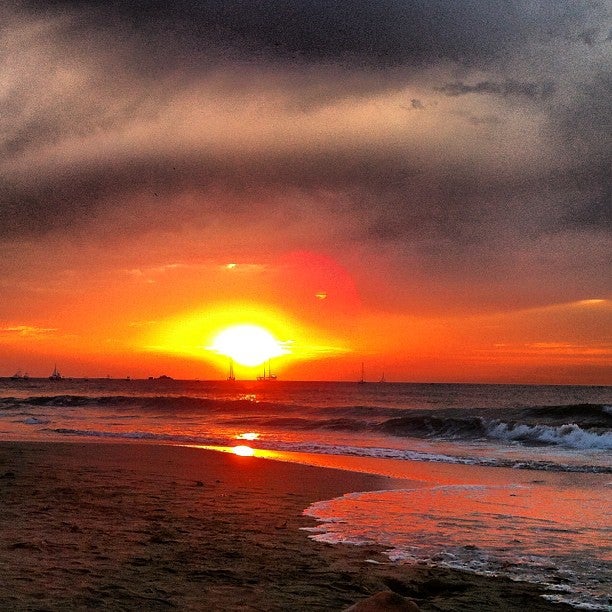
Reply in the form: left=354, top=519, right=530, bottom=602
left=1, top=0, right=610, bottom=382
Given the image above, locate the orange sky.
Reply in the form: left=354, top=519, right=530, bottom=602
left=0, top=2, right=610, bottom=384
left=0, top=247, right=609, bottom=383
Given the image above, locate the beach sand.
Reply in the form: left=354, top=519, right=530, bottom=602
left=0, top=441, right=574, bottom=611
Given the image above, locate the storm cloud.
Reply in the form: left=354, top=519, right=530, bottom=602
left=1, top=0, right=610, bottom=313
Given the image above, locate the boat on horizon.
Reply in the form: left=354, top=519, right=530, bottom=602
left=10, top=370, right=29, bottom=380
left=257, top=359, right=277, bottom=381
left=227, top=359, right=236, bottom=381
left=49, top=365, right=62, bottom=380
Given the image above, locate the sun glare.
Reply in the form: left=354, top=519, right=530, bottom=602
left=210, top=324, right=287, bottom=366
left=233, top=445, right=255, bottom=456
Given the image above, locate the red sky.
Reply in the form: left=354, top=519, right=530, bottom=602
left=1, top=1, right=610, bottom=384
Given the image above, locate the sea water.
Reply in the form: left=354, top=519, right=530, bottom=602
left=0, top=378, right=610, bottom=608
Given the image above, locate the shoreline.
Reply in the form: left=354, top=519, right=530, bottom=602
left=0, top=440, right=576, bottom=610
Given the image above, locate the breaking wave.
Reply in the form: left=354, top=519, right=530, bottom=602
left=378, top=415, right=611, bottom=450
left=485, top=421, right=612, bottom=450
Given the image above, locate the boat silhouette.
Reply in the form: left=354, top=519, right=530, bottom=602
left=257, top=360, right=277, bottom=381
left=10, top=370, right=29, bottom=380
left=49, top=365, right=62, bottom=380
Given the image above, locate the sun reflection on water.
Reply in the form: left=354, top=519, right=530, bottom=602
left=233, top=445, right=255, bottom=456
left=237, top=432, right=259, bottom=441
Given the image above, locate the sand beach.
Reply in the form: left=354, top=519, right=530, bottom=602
left=0, top=441, right=578, bottom=611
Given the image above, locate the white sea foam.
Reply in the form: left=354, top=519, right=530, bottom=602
left=485, top=421, right=612, bottom=450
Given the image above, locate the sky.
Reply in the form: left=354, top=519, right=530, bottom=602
left=0, top=0, right=610, bottom=383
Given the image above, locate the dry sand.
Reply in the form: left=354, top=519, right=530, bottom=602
left=0, top=441, right=574, bottom=611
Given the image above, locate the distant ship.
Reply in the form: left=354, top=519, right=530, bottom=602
left=49, top=365, right=62, bottom=380
left=357, top=362, right=366, bottom=384
left=10, top=370, right=29, bottom=380
left=257, top=360, right=277, bottom=381
left=227, top=359, right=236, bottom=381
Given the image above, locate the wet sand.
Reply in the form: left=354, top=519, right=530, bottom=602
left=0, top=441, right=574, bottom=611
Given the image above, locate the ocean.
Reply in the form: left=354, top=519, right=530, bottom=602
left=1, top=378, right=610, bottom=609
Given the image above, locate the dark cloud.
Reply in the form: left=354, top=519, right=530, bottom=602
left=23, top=0, right=607, bottom=70
left=1, top=0, right=610, bottom=312
left=547, top=69, right=612, bottom=231
left=437, top=80, right=556, bottom=100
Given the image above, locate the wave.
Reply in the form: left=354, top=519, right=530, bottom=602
left=43, top=427, right=612, bottom=473
left=0, top=394, right=291, bottom=414
left=485, top=421, right=612, bottom=450
left=229, top=416, right=371, bottom=431
left=46, top=428, right=218, bottom=445
left=378, top=412, right=612, bottom=450
left=378, top=415, right=485, bottom=438
left=4, top=395, right=611, bottom=452
left=521, top=403, right=612, bottom=428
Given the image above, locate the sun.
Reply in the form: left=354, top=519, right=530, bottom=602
left=209, top=324, right=287, bottom=366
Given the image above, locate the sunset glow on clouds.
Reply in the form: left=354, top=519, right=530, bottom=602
left=0, top=1, right=610, bottom=383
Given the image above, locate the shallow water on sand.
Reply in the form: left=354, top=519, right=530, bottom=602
left=303, top=467, right=611, bottom=610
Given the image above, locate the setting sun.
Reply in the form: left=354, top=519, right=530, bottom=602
left=209, top=324, right=287, bottom=366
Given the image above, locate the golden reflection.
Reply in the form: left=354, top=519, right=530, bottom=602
left=237, top=432, right=259, bottom=440
left=233, top=445, right=255, bottom=456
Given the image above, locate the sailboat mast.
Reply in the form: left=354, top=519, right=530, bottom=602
left=358, top=362, right=366, bottom=383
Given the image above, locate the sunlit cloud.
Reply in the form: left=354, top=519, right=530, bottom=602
left=0, top=325, right=58, bottom=337
left=219, top=263, right=267, bottom=273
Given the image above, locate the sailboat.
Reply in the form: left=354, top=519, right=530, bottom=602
left=257, top=360, right=277, bottom=381
left=10, top=370, right=29, bottom=380
left=227, top=359, right=236, bottom=381
left=357, top=362, right=366, bottom=384
left=49, top=365, right=63, bottom=381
